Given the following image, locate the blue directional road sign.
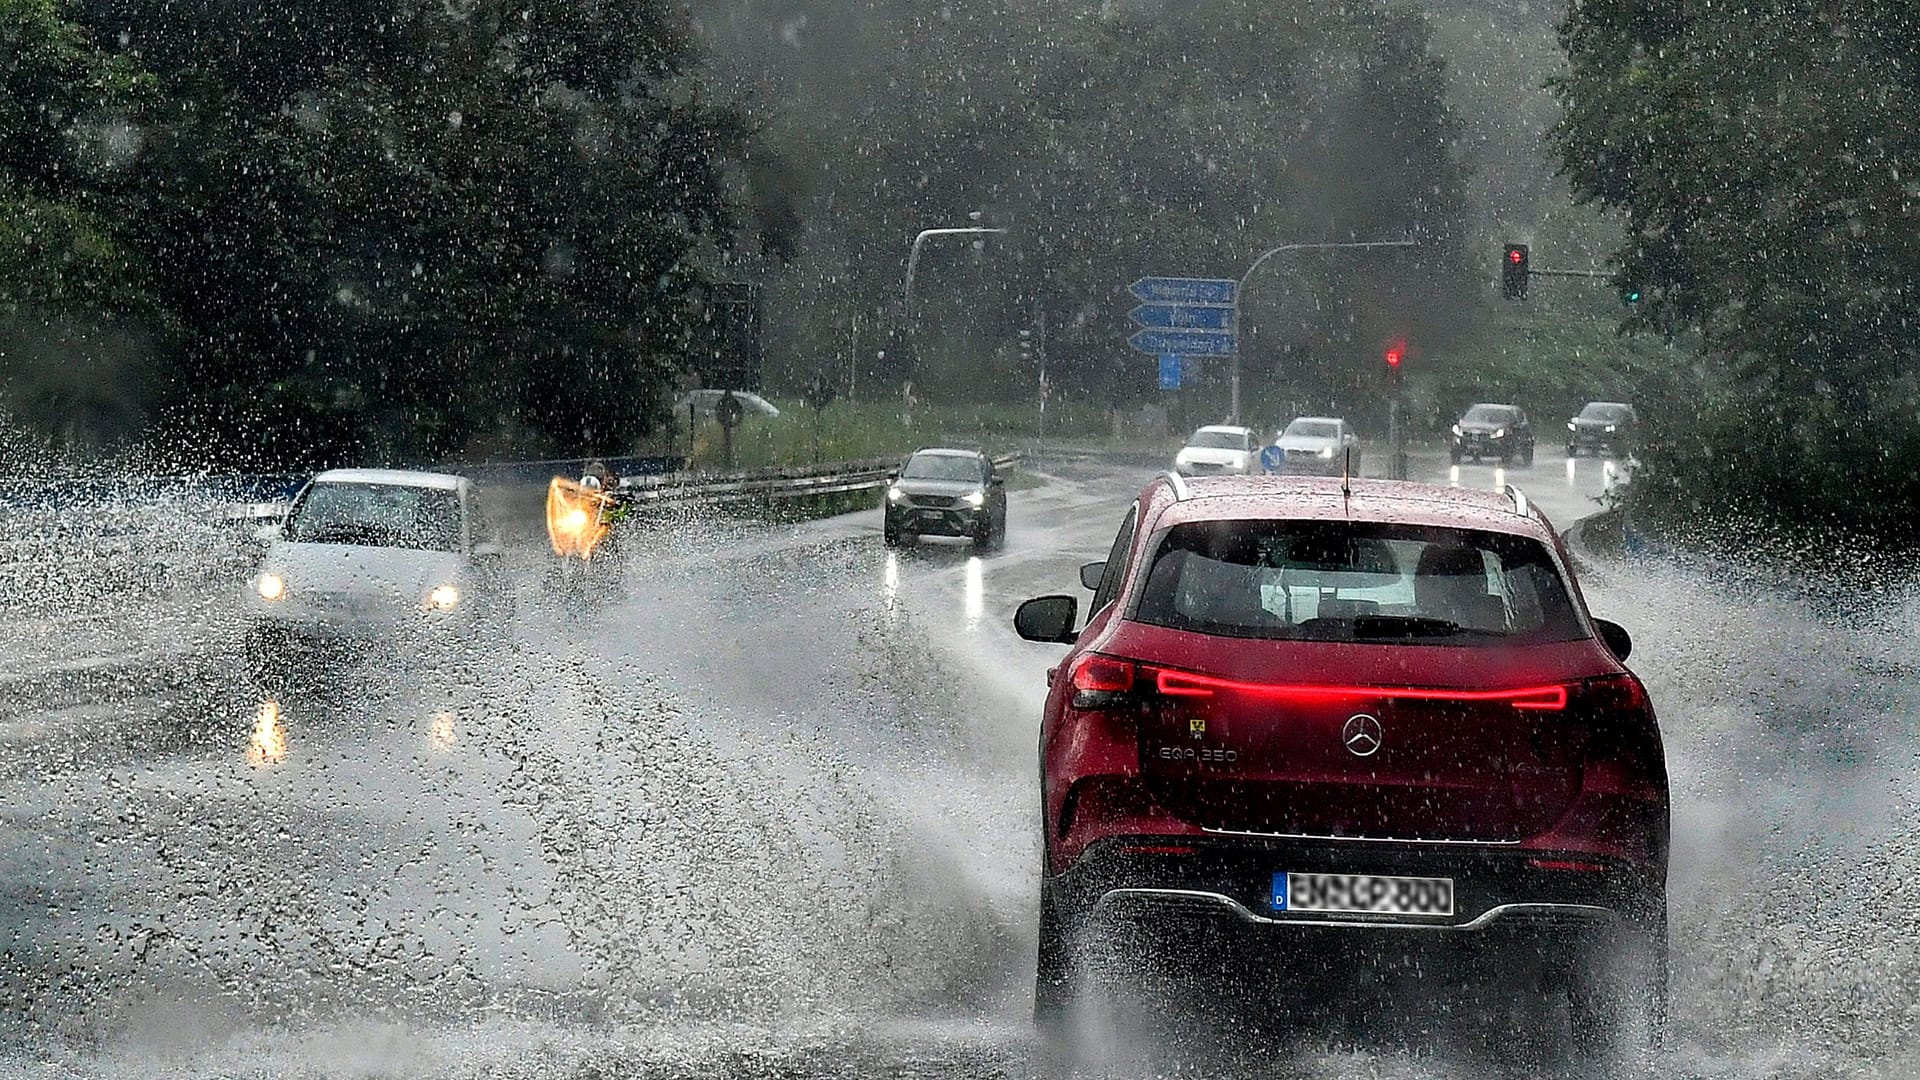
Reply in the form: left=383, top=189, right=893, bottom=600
left=1130, top=277, right=1238, bottom=306
left=1128, top=304, right=1236, bottom=330
left=1158, top=354, right=1183, bottom=390
left=1129, top=328, right=1236, bottom=357
left=1260, top=444, right=1286, bottom=473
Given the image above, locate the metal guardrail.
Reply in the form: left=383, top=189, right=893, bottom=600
left=622, top=453, right=1022, bottom=507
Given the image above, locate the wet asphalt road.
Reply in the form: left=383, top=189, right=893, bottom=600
left=4, top=450, right=1918, bottom=1078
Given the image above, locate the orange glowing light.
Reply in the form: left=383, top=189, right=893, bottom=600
left=546, top=477, right=613, bottom=559
left=250, top=700, right=288, bottom=766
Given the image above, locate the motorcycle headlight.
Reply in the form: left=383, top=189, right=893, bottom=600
left=887, top=485, right=906, bottom=503
left=1450, top=424, right=1462, bottom=436
left=427, top=584, right=461, bottom=612
left=256, top=573, right=287, bottom=601
left=963, top=489, right=987, bottom=508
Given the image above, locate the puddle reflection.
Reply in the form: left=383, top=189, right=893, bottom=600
left=882, top=551, right=900, bottom=610
left=1447, top=464, right=1461, bottom=487
left=249, top=700, right=288, bottom=767
left=964, top=556, right=985, bottom=629
left=429, top=710, right=457, bottom=751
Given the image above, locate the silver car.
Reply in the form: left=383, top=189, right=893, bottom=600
left=244, top=468, right=506, bottom=680
left=1270, top=416, right=1361, bottom=475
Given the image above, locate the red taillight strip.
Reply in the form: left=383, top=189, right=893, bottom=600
left=1152, top=669, right=1568, bottom=711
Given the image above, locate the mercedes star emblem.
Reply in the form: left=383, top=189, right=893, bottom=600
left=1342, top=713, right=1383, bottom=758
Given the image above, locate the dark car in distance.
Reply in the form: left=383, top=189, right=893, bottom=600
left=882, top=448, right=1007, bottom=552
left=1015, top=472, right=1668, bottom=1057
left=1567, top=402, right=1638, bottom=458
left=1450, top=403, right=1535, bottom=466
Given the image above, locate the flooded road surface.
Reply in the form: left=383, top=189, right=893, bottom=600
left=6, top=451, right=1913, bottom=1079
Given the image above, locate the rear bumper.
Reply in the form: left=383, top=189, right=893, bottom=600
left=1051, top=835, right=1661, bottom=934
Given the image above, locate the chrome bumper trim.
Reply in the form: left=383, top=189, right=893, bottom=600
left=1094, top=888, right=1617, bottom=932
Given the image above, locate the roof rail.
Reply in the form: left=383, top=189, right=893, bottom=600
left=1161, top=470, right=1191, bottom=501
left=1502, top=483, right=1530, bottom=517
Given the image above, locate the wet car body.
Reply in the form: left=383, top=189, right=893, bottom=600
left=1567, top=402, right=1638, bottom=458
left=882, top=449, right=1007, bottom=551
left=1450, top=403, right=1535, bottom=465
left=1271, top=416, right=1361, bottom=476
left=1017, top=473, right=1668, bottom=1051
left=244, top=468, right=507, bottom=679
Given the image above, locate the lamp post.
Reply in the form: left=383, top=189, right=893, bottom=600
left=1229, top=239, right=1417, bottom=424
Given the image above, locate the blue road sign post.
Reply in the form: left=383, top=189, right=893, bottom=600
left=1129, top=328, right=1235, bottom=357
left=1128, top=304, right=1236, bottom=330
left=1129, top=278, right=1238, bottom=398
left=1130, top=277, right=1238, bottom=306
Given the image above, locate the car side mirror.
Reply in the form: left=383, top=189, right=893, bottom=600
left=990, top=474, right=1005, bottom=486
left=886, top=471, right=899, bottom=483
left=1014, top=595, right=1079, bottom=644
left=1079, top=561, right=1105, bottom=591
left=1594, top=618, right=1632, bottom=661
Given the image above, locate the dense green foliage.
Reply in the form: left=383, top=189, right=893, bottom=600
left=1553, top=1, right=1920, bottom=540
left=1, top=0, right=780, bottom=468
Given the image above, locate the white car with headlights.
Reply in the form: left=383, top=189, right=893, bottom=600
left=1270, top=416, right=1361, bottom=475
left=245, top=469, right=506, bottom=679
left=1173, top=425, right=1258, bottom=476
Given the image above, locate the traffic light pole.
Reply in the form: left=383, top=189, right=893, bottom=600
left=1231, top=239, right=1417, bottom=424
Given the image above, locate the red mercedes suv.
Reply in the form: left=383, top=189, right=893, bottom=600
left=1014, top=473, right=1668, bottom=1052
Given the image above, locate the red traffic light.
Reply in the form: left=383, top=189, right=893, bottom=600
left=1385, top=347, right=1403, bottom=369
left=1507, top=249, right=1525, bottom=264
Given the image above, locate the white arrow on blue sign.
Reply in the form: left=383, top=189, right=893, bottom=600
left=1129, top=277, right=1237, bottom=306
left=1129, top=304, right=1235, bottom=330
left=1129, top=328, right=1236, bottom=357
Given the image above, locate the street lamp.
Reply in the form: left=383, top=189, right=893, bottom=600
left=1229, top=239, right=1417, bottom=423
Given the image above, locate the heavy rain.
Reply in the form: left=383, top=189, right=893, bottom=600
left=3, top=1, right=1918, bottom=1078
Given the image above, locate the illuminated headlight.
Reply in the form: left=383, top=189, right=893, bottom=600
left=1317, top=447, right=1335, bottom=459
left=887, top=485, right=906, bottom=503
left=1605, top=424, right=1618, bottom=433
left=256, top=573, right=287, bottom=601
left=427, top=584, right=461, bottom=612
left=1568, top=421, right=1578, bottom=431
left=1450, top=424, right=1462, bottom=436
left=1492, top=428, right=1508, bottom=439
left=962, top=489, right=987, bottom=508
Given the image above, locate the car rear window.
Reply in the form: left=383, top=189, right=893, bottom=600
left=1133, top=520, right=1585, bottom=646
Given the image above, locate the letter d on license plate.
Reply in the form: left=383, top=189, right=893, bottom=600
left=1271, top=872, right=1454, bottom=916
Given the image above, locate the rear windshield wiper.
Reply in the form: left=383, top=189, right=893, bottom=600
left=1350, top=615, right=1471, bottom=640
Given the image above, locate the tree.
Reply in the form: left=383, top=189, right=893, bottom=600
left=0, top=0, right=165, bottom=453
left=1553, top=0, right=1920, bottom=540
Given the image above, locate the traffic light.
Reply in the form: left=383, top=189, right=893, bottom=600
left=1620, top=283, right=1643, bottom=307
left=1385, top=344, right=1405, bottom=387
left=1018, top=328, right=1033, bottom=364
left=1501, top=244, right=1529, bottom=300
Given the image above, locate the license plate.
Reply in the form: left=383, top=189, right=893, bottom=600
left=1271, top=872, right=1453, bottom=916
left=916, top=509, right=944, bottom=520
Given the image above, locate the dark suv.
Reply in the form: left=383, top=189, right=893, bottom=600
left=882, top=448, right=1007, bottom=551
left=1450, top=403, right=1535, bottom=466
left=1015, top=473, right=1667, bottom=1052
left=1567, top=401, right=1638, bottom=458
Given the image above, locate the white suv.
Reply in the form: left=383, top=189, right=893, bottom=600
left=1172, top=425, right=1258, bottom=476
